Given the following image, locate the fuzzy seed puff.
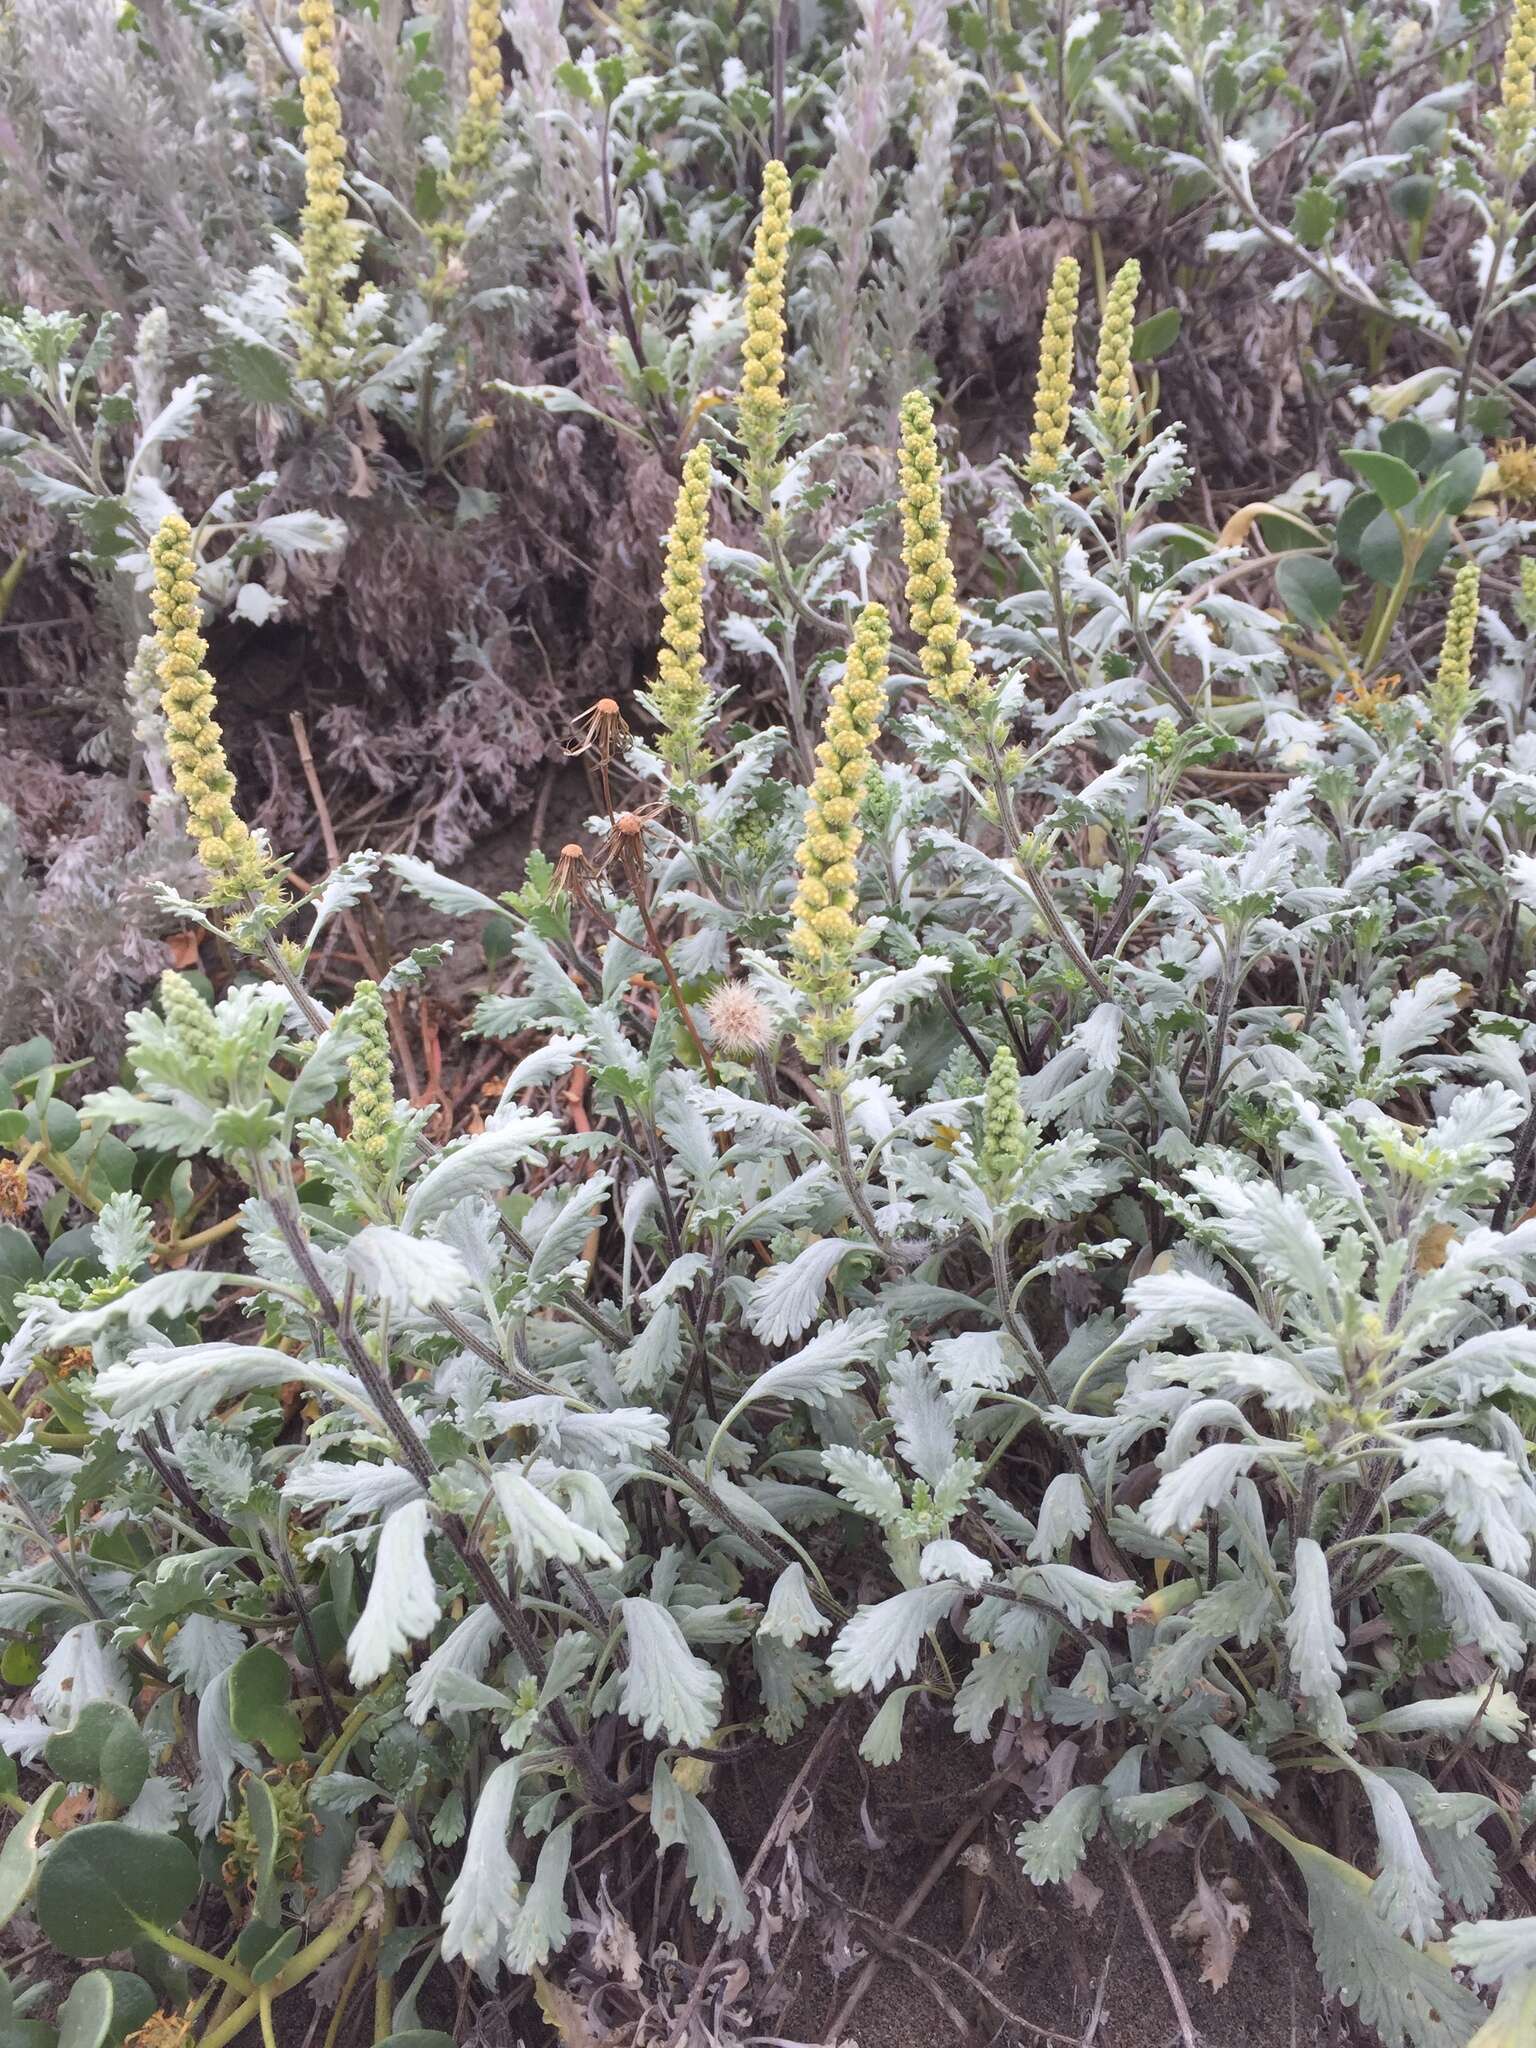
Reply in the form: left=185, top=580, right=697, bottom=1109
left=705, top=981, right=773, bottom=1055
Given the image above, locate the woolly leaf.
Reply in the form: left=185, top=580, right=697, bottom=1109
left=650, top=1759, right=749, bottom=1934
left=1253, top=1814, right=1487, bottom=2048
left=1014, top=1785, right=1104, bottom=1885
left=828, top=1582, right=958, bottom=1693
left=619, top=1599, right=723, bottom=1748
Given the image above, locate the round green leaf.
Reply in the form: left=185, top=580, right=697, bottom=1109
left=228, top=1644, right=303, bottom=1764
left=1357, top=506, right=1406, bottom=587
left=55, top=1970, right=156, bottom=2048
left=1385, top=101, right=1446, bottom=152
left=1379, top=420, right=1432, bottom=469
left=0, top=1786, right=65, bottom=1932
left=1, top=1643, right=41, bottom=1689
left=374, top=2035, right=457, bottom=2047
left=1342, top=448, right=1419, bottom=509
left=44, top=1703, right=150, bottom=1809
left=1423, top=441, right=1488, bottom=519
left=35, top=1825, right=198, bottom=1959
left=1388, top=173, right=1436, bottom=224
left=1273, top=555, right=1345, bottom=632
left=1130, top=306, right=1181, bottom=362
left=0, top=1224, right=42, bottom=1291
left=234, top=1919, right=302, bottom=1984
left=0, top=1038, right=53, bottom=1090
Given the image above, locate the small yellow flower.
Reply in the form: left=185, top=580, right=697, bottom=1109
left=1092, top=258, right=1142, bottom=444
left=0, top=1160, right=27, bottom=1222
left=789, top=603, right=890, bottom=1062
left=739, top=160, right=792, bottom=493
left=346, top=980, right=396, bottom=1172
left=649, top=443, right=715, bottom=779
left=149, top=516, right=274, bottom=904
left=1026, top=255, right=1081, bottom=481
left=1496, top=440, right=1536, bottom=507
left=1329, top=669, right=1403, bottom=729
left=897, top=390, right=992, bottom=718
left=124, top=2014, right=196, bottom=2048
left=295, top=0, right=356, bottom=382
left=1427, top=560, right=1481, bottom=742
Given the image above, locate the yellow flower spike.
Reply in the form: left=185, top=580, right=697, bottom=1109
left=1428, top=560, right=1481, bottom=742
left=1501, top=0, right=1536, bottom=119
left=1026, top=254, right=1081, bottom=482
left=346, top=981, right=397, bottom=1172
left=455, top=0, right=504, bottom=176
left=739, top=159, right=792, bottom=493
left=295, top=0, right=355, bottom=382
left=650, top=443, right=715, bottom=780
left=1093, top=258, right=1142, bottom=444
left=789, top=602, right=890, bottom=1063
left=149, top=516, right=274, bottom=904
left=897, top=390, right=992, bottom=718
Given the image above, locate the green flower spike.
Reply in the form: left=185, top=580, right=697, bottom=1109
left=346, top=981, right=396, bottom=1172
left=158, top=971, right=219, bottom=1063
left=739, top=159, right=792, bottom=492
left=1027, top=254, right=1081, bottom=482
left=651, top=443, right=715, bottom=780
left=1093, top=258, right=1142, bottom=445
left=898, top=390, right=992, bottom=718
left=295, top=0, right=355, bottom=381
left=978, top=1042, right=1029, bottom=1196
left=789, top=602, right=890, bottom=1065
left=149, top=515, right=274, bottom=904
left=1427, top=561, right=1480, bottom=743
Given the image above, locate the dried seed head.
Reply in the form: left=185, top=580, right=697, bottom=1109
left=566, top=696, right=632, bottom=763
left=552, top=843, right=592, bottom=898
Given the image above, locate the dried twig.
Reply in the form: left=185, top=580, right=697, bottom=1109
left=1111, top=1844, right=1201, bottom=2048
left=827, top=1775, right=1010, bottom=2039
left=660, top=1705, right=850, bottom=2048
